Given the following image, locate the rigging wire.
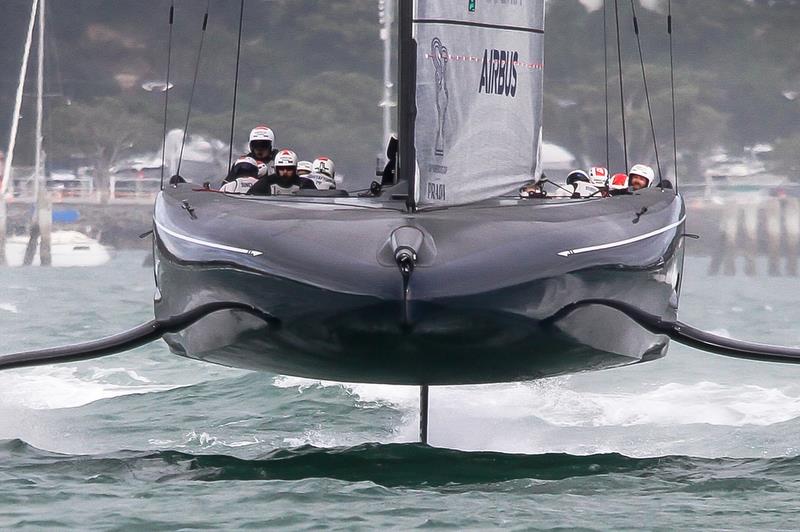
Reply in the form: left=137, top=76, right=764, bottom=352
left=629, top=0, right=662, bottom=185
left=177, top=0, right=212, bottom=178
left=227, top=0, right=246, bottom=170
left=160, top=1, right=175, bottom=188
left=603, top=0, right=610, bottom=171
left=668, top=0, right=679, bottom=192
left=613, top=0, right=628, bottom=173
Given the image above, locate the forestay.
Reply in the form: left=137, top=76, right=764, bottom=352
left=411, top=0, right=545, bottom=208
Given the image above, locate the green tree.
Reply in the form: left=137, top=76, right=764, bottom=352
left=49, top=97, right=160, bottom=201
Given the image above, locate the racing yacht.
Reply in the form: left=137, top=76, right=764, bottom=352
left=152, top=0, right=685, bottom=385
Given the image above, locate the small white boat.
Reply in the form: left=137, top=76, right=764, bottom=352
left=5, top=230, right=111, bottom=267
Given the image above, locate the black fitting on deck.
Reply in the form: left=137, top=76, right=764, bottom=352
left=395, top=245, right=417, bottom=293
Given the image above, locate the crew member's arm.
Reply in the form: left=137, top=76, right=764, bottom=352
left=246, top=176, right=274, bottom=196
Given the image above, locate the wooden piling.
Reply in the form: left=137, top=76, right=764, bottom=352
left=742, top=203, right=758, bottom=276
left=765, top=198, right=782, bottom=276
left=0, top=198, right=6, bottom=266
left=22, top=221, right=39, bottom=266
left=786, top=198, right=799, bottom=277
left=38, top=193, right=51, bottom=266
left=717, top=205, right=739, bottom=276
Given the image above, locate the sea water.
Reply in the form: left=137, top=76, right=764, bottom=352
left=1, top=251, right=800, bottom=529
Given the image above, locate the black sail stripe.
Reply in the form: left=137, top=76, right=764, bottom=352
left=413, top=18, right=544, bottom=35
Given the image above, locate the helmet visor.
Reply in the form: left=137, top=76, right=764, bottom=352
left=234, top=163, right=258, bottom=178
left=250, top=140, right=272, bottom=153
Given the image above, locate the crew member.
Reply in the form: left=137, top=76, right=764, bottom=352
left=629, top=164, right=655, bottom=191
left=589, top=166, right=610, bottom=195
left=297, top=160, right=313, bottom=177
left=304, top=170, right=336, bottom=190
left=312, top=156, right=336, bottom=180
left=608, top=172, right=629, bottom=195
left=219, top=156, right=259, bottom=193
left=224, top=125, right=277, bottom=183
left=247, top=149, right=314, bottom=195
left=566, top=169, right=590, bottom=187
left=566, top=169, right=602, bottom=198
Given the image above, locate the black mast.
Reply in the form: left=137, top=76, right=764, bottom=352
left=398, top=0, right=417, bottom=211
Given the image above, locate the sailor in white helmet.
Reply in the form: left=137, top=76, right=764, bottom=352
left=247, top=149, right=314, bottom=196
left=312, top=157, right=335, bottom=179
left=297, top=160, right=314, bottom=177
left=607, top=172, right=630, bottom=195
left=628, top=164, right=655, bottom=191
left=224, top=125, right=276, bottom=183
left=219, top=156, right=260, bottom=194
left=588, top=166, right=609, bottom=189
left=304, top=156, right=336, bottom=190
left=565, top=169, right=604, bottom=198
left=247, top=125, right=277, bottom=177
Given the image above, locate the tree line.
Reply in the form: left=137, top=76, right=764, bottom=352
left=0, top=0, right=797, bottom=188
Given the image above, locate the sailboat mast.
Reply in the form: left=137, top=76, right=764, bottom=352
left=32, top=0, right=51, bottom=266
left=0, top=0, right=40, bottom=267
left=34, top=0, right=45, bottom=201
left=1, top=0, right=39, bottom=198
left=398, top=0, right=417, bottom=210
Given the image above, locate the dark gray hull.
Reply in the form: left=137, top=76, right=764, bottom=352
left=153, top=184, right=685, bottom=385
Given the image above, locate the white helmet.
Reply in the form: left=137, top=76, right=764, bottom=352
left=629, top=164, right=655, bottom=187
left=588, top=166, right=609, bottom=187
left=249, top=125, right=274, bottom=143
left=566, top=169, right=590, bottom=187
left=274, top=149, right=298, bottom=168
left=297, top=160, right=313, bottom=176
left=312, top=157, right=335, bottom=178
left=231, top=156, right=259, bottom=178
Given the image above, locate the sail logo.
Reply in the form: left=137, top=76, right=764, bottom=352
left=427, top=182, right=446, bottom=201
left=430, top=38, right=450, bottom=157
left=478, top=49, right=518, bottom=97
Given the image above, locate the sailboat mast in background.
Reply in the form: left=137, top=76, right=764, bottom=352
left=33, top=0, right=52, bottom=266
left=1, top=0, right=51, bottom=266
left=0, top=0, right=40, bottom=266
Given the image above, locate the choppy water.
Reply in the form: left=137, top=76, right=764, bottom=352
left=2, top=251, right=800, bottom=529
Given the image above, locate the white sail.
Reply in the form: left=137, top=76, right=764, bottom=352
left=412, top=0, right=545, bottom=208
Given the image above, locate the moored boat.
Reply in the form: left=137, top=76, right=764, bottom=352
left=5, top=230, right=111, bottom=267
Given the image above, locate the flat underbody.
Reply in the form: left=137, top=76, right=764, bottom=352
left=153, top=184, right=685, bottom=385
